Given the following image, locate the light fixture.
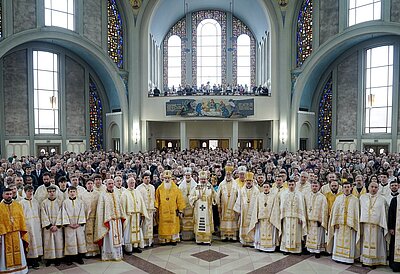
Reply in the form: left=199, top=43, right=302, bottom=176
left=133, top=126, right=140, bottom=144
left=50, top=95, right=57, bottom=109
left=367, top=94, right=375, bottom=107
left=280, top=128, right=287, bottom=144
left=278, top=0, right=288, bottom=7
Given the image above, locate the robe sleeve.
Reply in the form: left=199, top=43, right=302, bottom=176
left=137, top=192, right=150, bottom=220
left=40, top=201, right=51, bottom=228
left=188, top=187, right=198, bottom=208
left=176, top=187, right=186, bottom=212
left=389, top=197, right=397, bottom=230
left=233, top=190, right=241, bottom=214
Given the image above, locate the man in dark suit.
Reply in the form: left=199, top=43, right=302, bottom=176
left=32, top=163, right=43, bottom=186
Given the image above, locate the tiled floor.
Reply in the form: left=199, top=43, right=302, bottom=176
left=30, top=241, right=393, bottom=274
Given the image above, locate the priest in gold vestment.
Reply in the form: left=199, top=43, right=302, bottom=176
left=280, top=180, right=307, bottom=254
left=95, top=179, right=125, bottom=261
left=0, top=188, right=29, bottom=274
left=359, top=181, right=388, bottom=267
left=217, top=165, right=240, bottom=241
left=189, top=171, right=217, bottom=244
left=178, top=168, right=197, bottom=241
left=250, top=182, right=280, bottom=252
left=155, top=170, right=186, bottom=245
left=305, top=181, right=328, bottom=258
left=324, top=180, right=342, bottom=218
left=234, top=172, right=260, bottom=247
left=327, top=181, right=360, bottom=264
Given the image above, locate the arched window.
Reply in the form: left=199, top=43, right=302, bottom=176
left=33, top=51, right=59, bottom=134
left=167, top=35, right=182, bottom=89
left=162, top=17, right=186, bottom=90
left=232, top=16, right=256, bottom=88
left=196, top=19, right=222, bottom=87
left=108, top=0, right=124, bottom=69
left=296, top=0, right=313, bottom=67
left=318, top=75, right=332, bottom=150
left=236, top=34, right=251, bottom=89
left=89, top=77, right=104, bottom=150
left=45, top=0, right=74, bottom=30
left=348, top=0, right=381, bottom=26
left=364, top=45, right=393, bottom=133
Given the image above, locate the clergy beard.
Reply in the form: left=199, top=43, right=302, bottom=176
left=164, top=182, right=171, bottom=190
left=3, top=197, right=12, bottom=204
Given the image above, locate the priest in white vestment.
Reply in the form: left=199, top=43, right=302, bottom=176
left=40, top=185, right=64, bottom=266
left=280, top=180, right=307, bottom=254
left=136, top=171, right=156, bottom=248
left=179, top=168, right=197, bottom=241
left=60, top=186, right=87, bottom=265
left=121, top=178, right=149, bottom=254
left=189, top=171, right=217, bottom=244
left=234, top=172, right=260, bottom=247
left=327, top=181, right=360, bottom=264
left=305, top=181, right=328, bottom=258
left=359, top=181, right=388, bottom=267
left=249, top=182, right=280, bottom=252
left=95, top=179, right=125, bottom=261
left=114, top=176, right=126, bottom=198
left=20, top=185, right=43, bottom=269
left=34, top=173, right=60, bottom=205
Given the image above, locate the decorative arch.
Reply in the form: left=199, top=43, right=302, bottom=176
left=290, top=24, right=400, bottom=151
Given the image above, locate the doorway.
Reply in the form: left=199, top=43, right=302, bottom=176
left=36, top=144, right=61, bottom=157
left=189, top=139, right=229, bottom=149
left=238, top=139, right=263, bottom=149
left=156, top=139, right=180, bottom=150
left=363, top=144, right=389, bottom=154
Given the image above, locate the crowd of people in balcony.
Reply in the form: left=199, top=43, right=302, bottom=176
left=148, top=82, right=271, bottom=97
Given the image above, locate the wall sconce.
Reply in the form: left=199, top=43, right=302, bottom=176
left=50, top=95, right=57, bottom=109
left=367, top=94, right=375, bottom=107
left=278, top=0, right=288, bottom=7
left=280, top=129, right=287, bottom=144
left=134, top=127, right=140, bottom=144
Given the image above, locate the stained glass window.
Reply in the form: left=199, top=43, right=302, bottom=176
left=89, top=78, right=104, bottom=151
left=163, top=17, right=186, bottom=89
left=318, top=75, right=332, bottom=150
left=232, top=16, right=256, bottom=88
left=108, top=0, right=123, bottom=69
left=296, top=0, right=313, bottom=67
left=192, top=10, right=227, bottom=87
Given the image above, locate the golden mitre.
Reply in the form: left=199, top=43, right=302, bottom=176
left=199, top=170, right=208, bottom=179
left=224, top=165, right=234, bottom=173
left=245, top=172, right=254, bottom=181
left=163, top=170, right=172, bottom=178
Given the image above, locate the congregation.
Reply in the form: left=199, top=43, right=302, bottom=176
left=1, top=148, right=400, bottom=273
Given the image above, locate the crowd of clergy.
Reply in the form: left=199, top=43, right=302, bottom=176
left=1, top=148, right=400, bottom=273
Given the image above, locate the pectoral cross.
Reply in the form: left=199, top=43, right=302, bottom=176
left=199, top=205, right=206, bottom=211
left=264, top=202, right=267, bottom=207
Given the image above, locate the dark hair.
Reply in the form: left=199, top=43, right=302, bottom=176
left=68, top=186, right=77, bottom=192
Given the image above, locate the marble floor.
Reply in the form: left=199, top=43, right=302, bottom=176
left=30, top=241, right=393, bottom=274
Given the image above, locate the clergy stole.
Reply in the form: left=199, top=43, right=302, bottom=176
left=305, top=192, right=328, bottom=250
left=189, top=184, right=215, bottom=242
left=328, top=194, right=360, bottom=258
left=280, top=191, right=307, bottom=251
left=250, top=192, right=280, bottom=248
left=359, top=194, right=388, bottom=260
left=0, top=201, right=28, bottom=268
left=61, top=198, right=87, bottom=255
